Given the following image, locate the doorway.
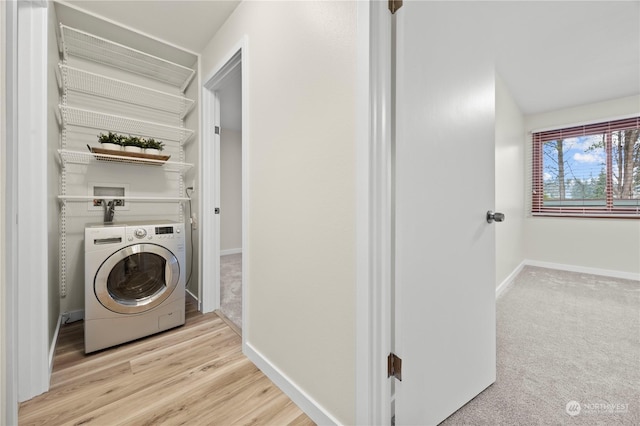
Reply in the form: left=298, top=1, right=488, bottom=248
left=217, top=65, right=242, bottom=330
left=200, top=46, right=247, bottom=338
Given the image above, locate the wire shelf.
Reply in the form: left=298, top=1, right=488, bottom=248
left=59, top=106, right=194, bottom=144
left=58, top=149, right=193, bottom=173
left=60, top=25, right=195, bottom=91
left=58, top=64, right=195, bottom=118
left=60, top=24, right=195, bottom=92
left=58, top=195, right=190, bottom=203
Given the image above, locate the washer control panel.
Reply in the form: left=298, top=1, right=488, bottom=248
left=125, top=223, right=183, bottom=242
left=153, top=225, right=180, bottom=240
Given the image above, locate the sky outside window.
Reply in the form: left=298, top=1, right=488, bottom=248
left=542, top=129, right=639, bottom=205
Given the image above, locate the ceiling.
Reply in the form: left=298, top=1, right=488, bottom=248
left=56, top=1, right=639, bottom=116
left=492, top=1, right=639, bottom=115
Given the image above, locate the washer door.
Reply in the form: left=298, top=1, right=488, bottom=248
left=95, top=243, right=180, bottom=314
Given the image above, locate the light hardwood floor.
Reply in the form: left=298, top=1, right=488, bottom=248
left=19, top=301, right=315, bottom=426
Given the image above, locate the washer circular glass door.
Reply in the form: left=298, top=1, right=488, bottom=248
left=95, top=243, right=180, bottom=314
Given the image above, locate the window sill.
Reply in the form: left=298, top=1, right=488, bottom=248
left=531, top=211, right=640, bottom=219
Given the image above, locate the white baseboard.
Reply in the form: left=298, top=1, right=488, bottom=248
left=221, top=248, right=242, bottom=256
left=496, top=260, right=526, bottom=299
left=63, top=309, right=85, bottom=323
left=185, top=288, right=200, bottom=310
left=525, top=259, right=640, bottom=282
left=49, top=308, right=85, bottom=374
left=495, top=259, right=639, bottom=300
left=244, top=341, right=340, bottom=426
left=49, top=315, right=63, bottom=374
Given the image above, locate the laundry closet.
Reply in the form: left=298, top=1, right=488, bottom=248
left=48, top=2, right=200, bottom=329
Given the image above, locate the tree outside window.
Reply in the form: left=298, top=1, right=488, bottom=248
left=532, top=117, right=639, bottom=217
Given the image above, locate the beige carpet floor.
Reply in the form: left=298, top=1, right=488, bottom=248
left=441, top=266, right=640, bottom=425
left=220, top=253, right=242, bottom=330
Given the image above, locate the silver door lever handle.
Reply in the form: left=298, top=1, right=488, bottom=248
left=486, top=211, right=505, bottom=223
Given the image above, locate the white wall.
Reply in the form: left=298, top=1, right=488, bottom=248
left=524, top=96, right=640, bottom=277
left=199, top=2, right=357, bottom=423
left=220, top=128, right=242, bottom=252
left=495, top=75, right=526, bottom=286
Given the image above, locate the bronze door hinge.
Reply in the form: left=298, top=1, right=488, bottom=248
left=388, top=352, right=402, bottom=381
left=389, top=0, right=403, bottom=14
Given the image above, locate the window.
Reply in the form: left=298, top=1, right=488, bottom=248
left=532, top=117, right=639, bottom=217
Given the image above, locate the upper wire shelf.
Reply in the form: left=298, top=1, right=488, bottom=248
left=59, top=105, right=194, bottom=144
left=58, top=195, right=190, bottom=203
left=59, top=24, right=195, bottom=92
left=58, top=64, right=195, bottom=118
left=58, top=149, right=193, bottom=173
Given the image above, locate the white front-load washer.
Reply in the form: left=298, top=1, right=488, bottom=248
left=84, top=220, right=186, bottom=353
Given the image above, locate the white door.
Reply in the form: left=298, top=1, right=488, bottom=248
left=394, top=2, right=497, bottom=424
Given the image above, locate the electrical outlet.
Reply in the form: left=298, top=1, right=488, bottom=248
left=191, top=179, right=196, bottom=192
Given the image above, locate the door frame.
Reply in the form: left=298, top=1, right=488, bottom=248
left=200, top=39, right=247, bottom=344
left=9, top=0, right=50, bottom=405
left=2, top=0, right=19, bottom=421
left=355, top=1, right=393, bottom=425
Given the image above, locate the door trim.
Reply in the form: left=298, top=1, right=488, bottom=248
left=14, top=0, right=50, bottom=403
left=199, top=80, right=219, bottom=314
left=355, top=1, right=393, bottom=425
left=200, top=38, right=248, bottom=348
left=2, top=0, right=19, bottom=421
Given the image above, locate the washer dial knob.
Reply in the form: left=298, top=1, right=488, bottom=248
left=134, top=228, right=147, bottom=239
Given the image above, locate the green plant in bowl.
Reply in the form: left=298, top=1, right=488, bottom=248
left=144, top=138, right=165, bottom=154
left=122, top=136, right=144, bottom=153
left=97, top=132, right=123, bottom=151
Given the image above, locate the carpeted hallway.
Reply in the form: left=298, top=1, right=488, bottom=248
left=220, top=253, right=242, bottom=330
left=441, top=266, right=640, bottom=425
